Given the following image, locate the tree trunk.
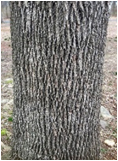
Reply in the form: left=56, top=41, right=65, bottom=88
left=111, top=1, right=117, bottom=16
left=10, top=2, right=109, bottom=160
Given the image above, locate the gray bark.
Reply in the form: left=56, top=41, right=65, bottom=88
left=10, top=2, right=109, bottom=160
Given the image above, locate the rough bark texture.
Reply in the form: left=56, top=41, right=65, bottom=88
left=10, top=2, right=109, bottom=160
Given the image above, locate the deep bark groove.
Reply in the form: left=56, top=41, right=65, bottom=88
left=10, top=2, right=109, bottom=160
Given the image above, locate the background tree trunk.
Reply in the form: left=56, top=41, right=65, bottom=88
left=111, top=1, right=117, bottom=17
left=10, top=2, right=109, bottom=160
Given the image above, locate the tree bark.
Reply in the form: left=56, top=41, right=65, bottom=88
left=10, top=2, right=109, bottom=160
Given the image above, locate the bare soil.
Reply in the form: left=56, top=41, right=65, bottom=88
left=1, top=17, right=117, bottom=160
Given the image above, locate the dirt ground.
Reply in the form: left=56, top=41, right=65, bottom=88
left=1, top=17, right=117, bottom=160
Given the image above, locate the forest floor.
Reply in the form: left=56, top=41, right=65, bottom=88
left=1, top=17, right=117, bottom=160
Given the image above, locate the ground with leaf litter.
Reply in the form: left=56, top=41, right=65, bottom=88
left=1, top=17, right=117, bottom=160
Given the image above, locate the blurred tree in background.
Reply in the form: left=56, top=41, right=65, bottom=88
left=110, top=1, right=117, bottom=16
left=1, top=1, right=10, bottom=23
